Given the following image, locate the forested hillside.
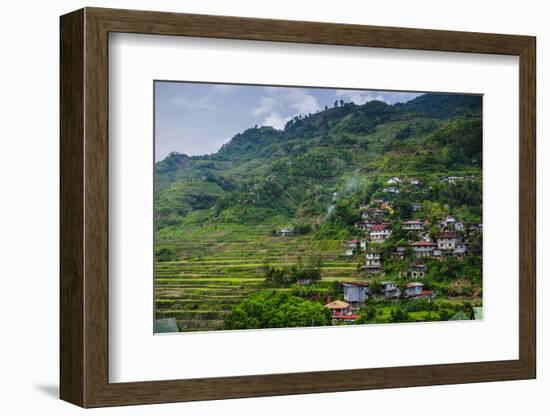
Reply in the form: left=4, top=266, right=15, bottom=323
left=155, top=93, right=482, bottom=236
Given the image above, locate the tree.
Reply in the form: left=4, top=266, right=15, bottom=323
left=155, top=247, right=175, bottom=262
left=438, top=308, right=452, bottom=321
left=339, top=99, right=345, bottom=107
left=390, top=307, right=410, bottom=323
left=356, top=305, right=377, bottom=324
left=263, top=257, right=323, bottom=286
left=334, top=100, right=339, bottom=107
left=224, top=291, right=332, bottom=329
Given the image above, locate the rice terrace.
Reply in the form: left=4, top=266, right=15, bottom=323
left=154, top=82, right=483, bottom=333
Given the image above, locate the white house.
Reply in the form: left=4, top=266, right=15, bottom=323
left=402, top=220, right=424, bottom=231
left=370, top=224, right=391, bottom=243
left=410, top=240, right=436, bottom=257
left=380, top=281, right=400, bottom=298
left=386, top=177, right=402, bottom=184
left=437, top=232, right=464, bottom=252
left=280, top=227, right=292, bottom=236
left=382, top=187, right=400, bottom=194
left=441, top=176, right=464, bottom=184
left=363, top=252, right=382, bottom=272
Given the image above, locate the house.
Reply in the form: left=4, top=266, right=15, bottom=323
left=411, top=203, right=422, bottom=212
left=409, top=178, right=421, bottom=186
left=362, top=252, right=382, bottom=273
left=405, top=282, right=434, bottom=298
left=412, top=263, right=427, bottom=273
left=359, top=240, right=368, bottom=251
left=441, top=176, right=464, bottom=184
left=380, top=281, right=400, bottom=298
left=387, top=177, right=402, bottom=184
left=454, top=241, right=468, bottom=256
left=382, top=187, right=400, bottom=194
left=454, top=220, right=466, bottom=232
left=343, top=240, right=364, bottom=257
left=421, top=233, right=432, bottom=242
left=405, top=282, right=423, bottom=297
left=380, top=201, right=394, bottom=212
left=370, top=224, right=391, bottom=243
left=324, top=300, right=352, bottom=318
left=394, top=246, right=408, bottom=259
left=399, top=264, right=426, bottom=280
left=361, top=208, right=386, bottom=221
left=410, top=240, right=436, bottom=257
left=279, top=227, right=292, bottom=236
left=342, top=248, right=354, bottom=257
left=354, top=221, right=370, bottom=230
left=408, top=263, right=427, bottom=279
left=402, top=220, right=424, bottom=231
left=437, top=232, right=465, bottom=252
left=439, top=216, right=456, bottom=229
left=342, top=282, right=369, bottom=307
left=348, top=239, right=360, bottom=251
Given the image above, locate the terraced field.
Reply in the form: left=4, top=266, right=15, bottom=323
left=155, top=224, right=358, bottom=332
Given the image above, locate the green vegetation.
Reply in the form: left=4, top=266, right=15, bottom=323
left=154, top=93, right=483, bottom=332
left=223, top=291, right=332, bottom=330
left=263, top=256, right=323, bottom=286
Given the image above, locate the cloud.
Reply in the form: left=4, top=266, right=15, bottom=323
left=251, top=88, right=321, bottom=129
left=287, top=89, right=321, bottom=114
left=335, top=90, right=385, bottom=105
left=251, top=96, right=277, bottom=116
left=335, top=90, right=421, bottom=105
left=262, top=112, right=291, bottom=130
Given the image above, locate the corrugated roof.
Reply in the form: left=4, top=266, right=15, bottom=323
left=324, top=300, right=350, bottom=309
left=411, top=241, right=436, bottom=246
left=154, top=318, right=179, bottom=333
left=450, top=310, right=469, bottom=321
left=472, top=307, right=483, bottom=320
left=342, top=281, right=369, bottom=287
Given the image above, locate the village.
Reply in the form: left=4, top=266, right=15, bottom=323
left=281, top=175, right=483, bottom=324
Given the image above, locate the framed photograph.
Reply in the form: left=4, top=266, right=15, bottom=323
left=60, top=7, right=536, bottom=408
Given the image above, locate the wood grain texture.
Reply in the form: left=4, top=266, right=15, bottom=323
left=59, top=8, right=84, bottom=407
left=59, top=7, right=537, bottom=408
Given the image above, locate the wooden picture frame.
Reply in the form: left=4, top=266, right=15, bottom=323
left=60, top=7, right=536, bottom=408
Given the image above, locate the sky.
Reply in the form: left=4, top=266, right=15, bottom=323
left=154, top=82, right=423, bottom=161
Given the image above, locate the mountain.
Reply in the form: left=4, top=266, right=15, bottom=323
left=154, top=93, right=482, bottom=231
